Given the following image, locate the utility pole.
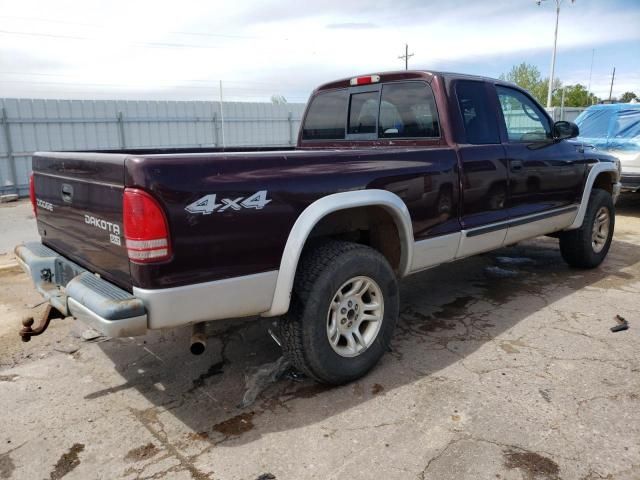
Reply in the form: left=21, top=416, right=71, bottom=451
left=587, top=49, right=594, bottom=93
left=537, top=0, right=575, bottom=108
left=547, top=1, right=560, bottom=108
left=608, top=67, right=616, bottom=102
left=587, top=48, right=595, bottom=105
left=398, top=43, right=414, bottom=70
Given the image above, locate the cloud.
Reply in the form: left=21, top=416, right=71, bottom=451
left=325, top=22, right=378, bottom=30
left=0, top=0, right=638, bottom=101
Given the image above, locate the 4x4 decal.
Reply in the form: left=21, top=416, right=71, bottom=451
left=185, top=190, right=271, bottom=215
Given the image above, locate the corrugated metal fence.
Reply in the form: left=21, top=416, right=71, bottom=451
left=0, top=98, right=306, bottom=196
left=546, top=107, right=586, bottom=122
left=504, top=107, right=587, bottom=136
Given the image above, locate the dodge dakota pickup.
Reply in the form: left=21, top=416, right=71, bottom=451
left=16, top=70, right=621, bottom=384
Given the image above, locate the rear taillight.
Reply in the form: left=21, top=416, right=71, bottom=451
left=123, top=188, right=171, bottom=263
left=29, top=173, right=37, bottom=216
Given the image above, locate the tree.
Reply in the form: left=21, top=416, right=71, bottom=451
left=620, top=91, right=638, bottom=103
left=501, top=63, right=599, bottom=107
left=270, top=94, right=288, bottom=104
left=499, top=62, right=564, bottom=106
left=499, top=62, right=547, bottom=104
left=557, top=84, right=597, bottom=107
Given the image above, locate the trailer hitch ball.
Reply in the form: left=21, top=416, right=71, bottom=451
left=19, top=305, right=64, bottom=342
left=20, top=317, right=35, bottom=343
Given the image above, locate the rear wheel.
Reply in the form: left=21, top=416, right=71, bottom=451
left=279, top=240, right=399, bottom=385
left=559, top=188, right=614, bottom=268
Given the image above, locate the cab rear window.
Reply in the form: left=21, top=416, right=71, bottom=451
left=302, top=81, right=440, bottom=141
left=301, top=90, right=347, bottom=140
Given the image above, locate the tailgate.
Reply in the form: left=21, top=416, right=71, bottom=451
left=32, top=152, right=131, bottom=290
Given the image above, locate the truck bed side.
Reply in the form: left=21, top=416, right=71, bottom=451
left=125, top=147, right=460, bottom=289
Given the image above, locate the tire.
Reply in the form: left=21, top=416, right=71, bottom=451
left=559, top=188, right=615, bottom=268
left=279, top=240, right=399, bottom=385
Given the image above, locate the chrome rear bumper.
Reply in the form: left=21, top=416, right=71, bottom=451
left=14, top=242, right=147, bottom=337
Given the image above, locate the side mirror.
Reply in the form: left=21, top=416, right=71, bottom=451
left=552, top=120, right=579, bottom=140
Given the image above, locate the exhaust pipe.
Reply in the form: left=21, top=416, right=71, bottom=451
left=190, top=322, right=207, bottom=355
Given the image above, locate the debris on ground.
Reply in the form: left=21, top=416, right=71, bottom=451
left=53, top=343, right=79, bottom=354
left=49, top=443, right=85, bottom=480
left=213, top=412, right=255, bottom=436
left=240, top=356, right=291, bottom=408
left=610, top=314, right=630, bottom=332
left=255, top=474, right=276, bottom=480
left=282, top=367, right=306, bottom=382
left=80, top=328, right=107, bottom=342
left=124, top=443, right=159, bottom=462
left=495, top=256, right=535, bottom=266
left=503, top=449, right=560, bottom=480
left=267, top=327, right=282, bottom=347
left=484, top=266, right=520, bottom=279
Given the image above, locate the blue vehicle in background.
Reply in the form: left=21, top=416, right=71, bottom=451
left=575, top=103, right=640, bottom=192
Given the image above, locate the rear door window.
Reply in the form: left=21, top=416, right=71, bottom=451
left=455, top=81, right=500, bottom=144
left=379, top=82, right=440, bottom=138
left=301, top=90, right=347, bottom=140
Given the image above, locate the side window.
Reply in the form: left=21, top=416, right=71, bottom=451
left=496, top=86, right=551, bottom=142
left=455, top=81, right=500, bottom=145
left=348, top=91, right=379, bottom=134
left=378, top=82, right=440, bottom=138
left=301, top=90, right=347, bottom=140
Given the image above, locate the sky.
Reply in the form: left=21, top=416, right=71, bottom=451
left=0, top=0, right=639, bottom=103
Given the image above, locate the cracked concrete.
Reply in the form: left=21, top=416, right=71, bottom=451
left=1, top=196, right=640, bottom=479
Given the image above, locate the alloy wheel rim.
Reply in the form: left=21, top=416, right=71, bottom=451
left=591, top=206, right=610, bottom=253
left=326, top=276, right=384, bottom=358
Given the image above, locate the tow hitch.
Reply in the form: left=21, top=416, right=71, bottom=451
left=20, top=304, right=65, bottom=342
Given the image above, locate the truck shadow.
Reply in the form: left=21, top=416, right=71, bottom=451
left=92, top=234, right=640, bottom=450
left=616, top=193, right=640, bottom=216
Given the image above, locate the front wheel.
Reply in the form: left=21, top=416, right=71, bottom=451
left=559, top=188, right=615, bottom=268
left=279, top=240, right=399, bottom=385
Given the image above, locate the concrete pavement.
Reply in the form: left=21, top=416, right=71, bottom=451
left=0, top=197, right=639, bottom=479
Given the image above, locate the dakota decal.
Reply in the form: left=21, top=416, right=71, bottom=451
left=84, top=214, right=121, bottom=235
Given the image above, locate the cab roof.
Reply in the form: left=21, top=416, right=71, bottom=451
left=315, top=70, right=503, bottom=93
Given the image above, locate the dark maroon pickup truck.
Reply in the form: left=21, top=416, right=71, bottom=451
left=17, top=70, right=621, bottom=384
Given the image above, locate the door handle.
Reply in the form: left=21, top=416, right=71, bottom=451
left=510, top=160, right=523, bottom=172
